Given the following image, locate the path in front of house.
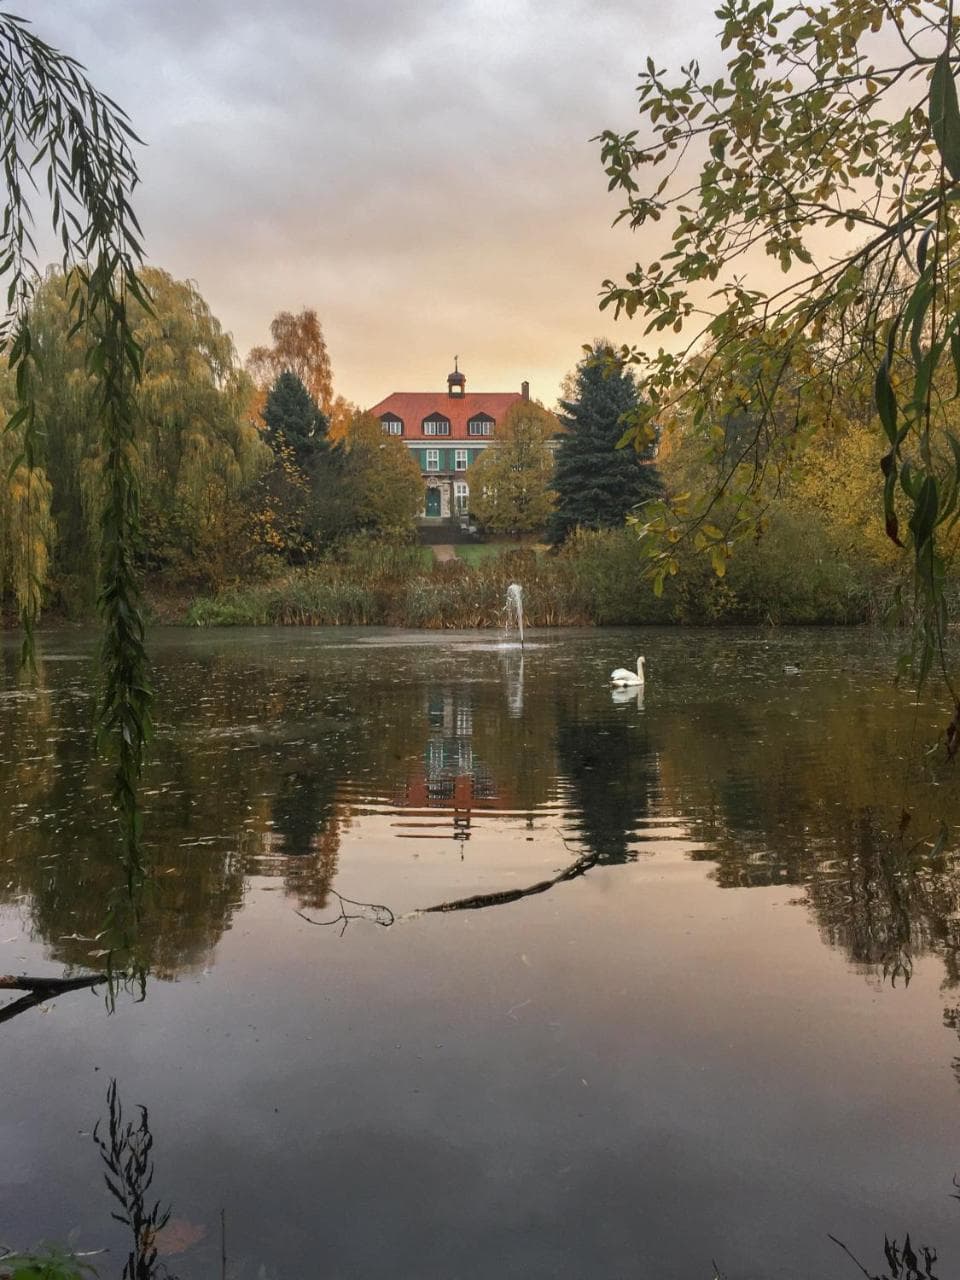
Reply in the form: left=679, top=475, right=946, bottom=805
left=432, top=545, right=457, bottom=562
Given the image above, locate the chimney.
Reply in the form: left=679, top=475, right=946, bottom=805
left=521, top=380, right=529, bottom=400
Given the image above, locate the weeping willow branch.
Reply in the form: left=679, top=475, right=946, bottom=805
left=0, top=12, right=151, bottom=893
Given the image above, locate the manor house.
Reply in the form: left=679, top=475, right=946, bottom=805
left=368, top=362, right=529, bottom=523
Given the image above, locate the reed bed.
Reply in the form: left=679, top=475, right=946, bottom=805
left=185, top=529, right=888, bottom=630
left=186, top=546, right=594, bottom=629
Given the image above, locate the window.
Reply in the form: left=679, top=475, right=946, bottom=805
left=423, top=416, right=450, bottom=436
left=380, top=416, right=403, bottom=435
left=455, top=703, right=472, bottom=735
left=426, top=449, right=440, bottom=471
left=455, top=449, right=468, bottom=471
left=454, top=480, right=469, bottom=513
left=468, top=416, right=493, bottom=437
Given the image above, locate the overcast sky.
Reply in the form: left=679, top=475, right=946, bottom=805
left=37, top=0, right=721, bottom=408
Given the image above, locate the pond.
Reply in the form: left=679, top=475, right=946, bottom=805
left=2, top=625, right=960, bottom=1279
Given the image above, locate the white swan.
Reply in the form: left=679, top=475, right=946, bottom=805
left=611, top=656, right=645, bottom=686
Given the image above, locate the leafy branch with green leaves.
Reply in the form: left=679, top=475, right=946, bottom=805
left=599, top=0, right=960, bottom=722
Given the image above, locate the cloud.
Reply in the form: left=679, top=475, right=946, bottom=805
left=33, top=0, right=720, bottom=404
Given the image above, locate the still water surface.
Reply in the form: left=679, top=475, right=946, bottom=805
left=3, top=626, right=960, bottom=1278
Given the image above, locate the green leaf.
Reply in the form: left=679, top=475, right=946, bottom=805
left=909, top=474, right=939, bottom=546
left=929, top=53, right=960, bottom=181
left=916, top=226, right=934, bottom=273
left=884, top=466, right=904, bottom=548
left=4, top=402, right=30, bottom=433
left=875, top=355, right=897, bottom=445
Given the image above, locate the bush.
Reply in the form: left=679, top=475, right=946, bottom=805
left=183, top=522, right=910, bottom=631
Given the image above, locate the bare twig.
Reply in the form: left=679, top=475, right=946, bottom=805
left=295, top=890, right=394, bottom=935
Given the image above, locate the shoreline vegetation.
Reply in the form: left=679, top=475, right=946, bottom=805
left=168, top=526, right=900, bottom=630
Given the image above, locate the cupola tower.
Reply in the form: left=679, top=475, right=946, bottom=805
left=447, top=356, right=466, bottom=398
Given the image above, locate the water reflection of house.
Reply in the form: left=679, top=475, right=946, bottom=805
left=392, top=688, right=511, bottom=844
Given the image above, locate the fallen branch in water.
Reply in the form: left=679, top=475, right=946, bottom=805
left=0, top=973, right=107, bottom=994
left=296, top=846, right=608, bottom=934
left=419, top=850, right=601, bottom=914
left=295, top=828, right=618, bottom=933
left=0, top=973, right=107, bottom=1027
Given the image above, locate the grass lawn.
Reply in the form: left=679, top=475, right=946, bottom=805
left=455, top=543, right=542, bottom=567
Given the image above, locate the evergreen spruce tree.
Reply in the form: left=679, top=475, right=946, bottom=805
left=262, top=371, right=329, bottom=470
left=547, top=346, right=662, bottom=545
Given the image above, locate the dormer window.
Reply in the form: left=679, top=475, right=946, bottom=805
left=468, top=414, right=494, bottom=437
left=423, top=415, right=451, bottom=437
left=380, top=415, right=404, bottom=436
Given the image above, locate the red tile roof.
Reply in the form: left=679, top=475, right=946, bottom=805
left=367, top=391, right=523, bottom=440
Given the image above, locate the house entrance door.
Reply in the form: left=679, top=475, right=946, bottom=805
left=425, top=487, right=442, bottom=517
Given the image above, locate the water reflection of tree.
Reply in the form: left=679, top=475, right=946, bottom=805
left=0, top=649, right=366, bottom=974
left=10, top=632, right=960, bottom=1014
left=555, top=695, right=658, bottom=863
left=658, top=680, right=960, bottom=987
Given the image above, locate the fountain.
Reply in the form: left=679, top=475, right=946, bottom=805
left=505, top=582, right=524, bottom=649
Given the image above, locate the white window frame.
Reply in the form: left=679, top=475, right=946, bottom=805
left=455, top=449, right=468, bottom=471
left=426, top=449, right=440, bottom=471
left=423, top=417, right=450, bottom=437
left=381, top=417, right=403, bottom=435
left=453, top=480, right=469, bottom=512
left=468, top=418, right=493, bottom=437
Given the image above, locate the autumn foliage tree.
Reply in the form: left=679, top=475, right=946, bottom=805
left=340, top=412, right=424, bottom=536
left=26, top=268, right=271, bottom=594
left=467, top=400, right=558, bottom=534
left=598, top=0, right=960, bottom=694
left=247, top=309, right=334, bottom=412
left=304, top=412, right=423, bottom=545
left=0, top=368, right=54, bottom=615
